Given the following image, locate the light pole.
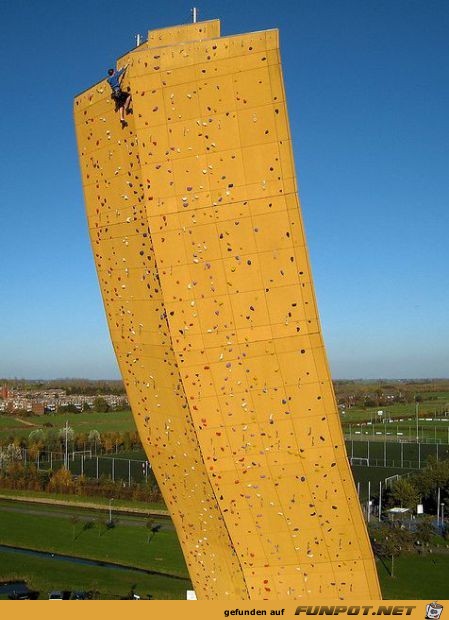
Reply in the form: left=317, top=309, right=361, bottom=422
left=109, top=498, right=115, bottom=524
left=415, top=401, right=419, bottom=443
left=379, top=480, right=382, bottom=521
left=442, top=503, right=445, bottom=530
left=437, top=488, right=441, bottom=525
left=64, top=420, right=69, bottom=469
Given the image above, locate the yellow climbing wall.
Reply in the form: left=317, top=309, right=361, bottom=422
left=74, top=20, right=381, bottom=600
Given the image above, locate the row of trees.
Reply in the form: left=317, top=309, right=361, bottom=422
left=0, top=461, right=162, bottom=503
left=11, top=396, right=130, bottom=416
left=56, top=397, right=130, bottom=413
left=0, top=379, right=126, bottom=395
left=334, top=378, right=449, bottom=410
left=0, top=428, right=142, bottom=457
left=336, top=389, right=426, bottom=409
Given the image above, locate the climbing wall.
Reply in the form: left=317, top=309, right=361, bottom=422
left=74, top=20, right=381, bottom=600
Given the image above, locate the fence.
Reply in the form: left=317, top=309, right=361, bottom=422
left=5, top=439, right=449, bottom=488
left=345, top=422, right=449, bottom=444
left=345, top=439, right=449, bottom=470
left=15, top=449, right=151, bottom=486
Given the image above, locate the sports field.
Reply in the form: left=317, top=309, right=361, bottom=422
left=346, top=420, right=449, bottom=443
left=345, top=438, right=449, bottom=469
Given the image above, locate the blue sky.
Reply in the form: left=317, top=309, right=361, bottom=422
left=0, top=0, right=448, bottom=380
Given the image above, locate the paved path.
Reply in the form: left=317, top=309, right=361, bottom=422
left=14, top=417, right=38, bottom=427
left=0, top=493, right=169, bottom=517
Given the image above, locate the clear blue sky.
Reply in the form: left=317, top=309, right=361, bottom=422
left=0, top=0, right=448, bottom=380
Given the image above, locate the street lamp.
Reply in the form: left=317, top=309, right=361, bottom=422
left=109, top=497, right=115, bottom=524
left=441, top=503, right=445, bottom=529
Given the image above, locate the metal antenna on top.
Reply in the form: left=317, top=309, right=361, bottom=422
left=136, top=34, right=142, bottom=47
left=191, top=7, right=198, bottom=23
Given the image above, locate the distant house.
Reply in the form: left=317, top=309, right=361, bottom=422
left=31, top=403, right=45, bottom=416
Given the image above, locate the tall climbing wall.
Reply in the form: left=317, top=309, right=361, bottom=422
left=74, top=19, right=381, bottom=600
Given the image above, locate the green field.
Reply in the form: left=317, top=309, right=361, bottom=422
left=341, top=392, right=449, bottom=424
left=0, top=503, right=187, bottom=578
left=1, top=495, right=449, bottom=599
left=0, top=416, right=30, bottom=429
left=0, top=496, right=191, bottom=599
left=0, top=551, right=190, bottom=599
left=0, top=488, right=167, bottom=512
left=377, top=554, right=449, bottom=599
left=0, top=409, right=136, bottom=440
left=346, top=439, right=449, bottom=469
left=346, top=420, right=449, bottom=443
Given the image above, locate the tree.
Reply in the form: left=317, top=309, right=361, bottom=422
left=370, top=524, right=413, bottom=578
left=28, top=429, right=46, bottom=444
left=388, top=478, right=420, bottom=510
left=28, top=429, right=45, bottom=462
left=58, top=404, right=79, bottom=414
left=48, top=467, right=74, bottom=493
left=102, top=435, right=114, bottom=453
left=88, top=430, right=101, bottom=454
left=415, top=458, right=449, bottom=513
left=93, top=397, right=109, bottom=413
left=146, top=517, right=161, bottom=544
left=415, top=517, right=435, bottom=546
left=75, top=432, right=88, bottom=451
left=0, top=443, right=22, bottom=468
left=71, top=515, right=80, bottom=541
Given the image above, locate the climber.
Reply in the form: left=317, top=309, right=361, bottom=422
left=107, top=65, right=132, bottom=126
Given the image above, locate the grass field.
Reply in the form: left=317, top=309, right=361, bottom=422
left=0, top=503, right=187, bottom=578
left=1, top=496, right=448, bottom=600
left=0, top=409, right=136, bottom=440
left=341, top=393, right=449, bottom=424
left=0, top=496, right=191, bottom=599
left=0, top=550, right=190, bottom=599
left=346, top=439, right=449, bottom=469
left=346, top=420, right=449, bottom=443
left=0, top=416, right=30, bottom=430
left=0, top=488, right=167, bottom=512
left=377, top=554, right=449, bottom=599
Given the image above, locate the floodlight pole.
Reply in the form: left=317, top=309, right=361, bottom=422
left=416, top=401, right=419, bottom=443
left=367, top=480, right=371, bottom=522
left=379, top=481, right=382, bottom=521
left=437, top=487, right=441, bottom=525
left=64, top=420, right=69, bottom=469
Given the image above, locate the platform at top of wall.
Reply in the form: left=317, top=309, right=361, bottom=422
left=147, top=20, right=221, bottom=46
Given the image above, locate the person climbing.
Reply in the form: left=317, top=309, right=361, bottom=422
left=107, top=65, right=132, bottom=126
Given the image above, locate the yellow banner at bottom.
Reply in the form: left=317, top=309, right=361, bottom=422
left=3, top=600, right=447, bottom=620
